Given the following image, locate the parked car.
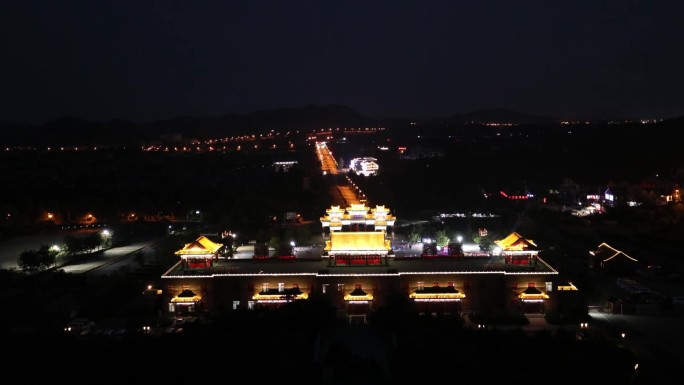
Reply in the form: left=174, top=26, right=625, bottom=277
left=64, top=318, right=95, bottom=334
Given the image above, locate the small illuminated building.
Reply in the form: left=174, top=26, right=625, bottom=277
left=320, top=203, right=395, bottom=234
left=591, top=242, right=639, bottom=275
left=494, top=232, right=539, bottom=265
left=175, top=235, right=224, bottom=269
left=324, top=231, right=392, bottom=266
left=252, top=284, right=308, bottom=307
left=344, top=284, right=374, bottom=323
left=170, top=289, right=202, bottom=316
left=349, top=157, right=379, bottom=176
left=517, top=284, right=550, bottom=313
left=409, top=282, right=466, bottom=314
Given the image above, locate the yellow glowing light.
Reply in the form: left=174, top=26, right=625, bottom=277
left=597, top=242, right=638, bottom=262
left=518, top=293, right=549, bottom=300
left=252, top=292, right=308, bottom=301
left=171, top=294, right=201, bottom=303
left=409, top=292, right=466, bottom=300
left=557, top=282, right=578, bottom=291
left=344, top=293, right=373, bottom=301
left=325, top=231, right=390, bottom=252
left=175, top=236, right=223, bottom=256
left=494, top=232, right=537, bottom=251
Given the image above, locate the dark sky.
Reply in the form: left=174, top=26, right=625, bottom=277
left=2, top=0, right=683, bottom=125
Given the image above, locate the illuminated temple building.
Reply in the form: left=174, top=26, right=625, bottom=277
left=320, top=203, right=396, bottom=234
left=493, top=232, right=539, bottom=265
left=324, top=231, right=392, bottom=266
left=161, top=205, right=569, bottom=321
left=174, top=235, right=224, bottom=269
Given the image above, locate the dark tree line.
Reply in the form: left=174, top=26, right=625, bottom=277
left=18, top=231, right=111, bottom=272
left=18, top=245, right=57, bottom=272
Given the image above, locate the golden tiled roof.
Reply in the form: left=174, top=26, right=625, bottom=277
left=494, top=232, right=537, bottom=251
left=175, top=236, right=223, bottom=256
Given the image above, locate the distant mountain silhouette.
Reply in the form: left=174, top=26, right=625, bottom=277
left=40, top=116, right=142, bottom=146
left=0, top=105, right=595, bottom=146
left=0, top=104, right=381, bottom=146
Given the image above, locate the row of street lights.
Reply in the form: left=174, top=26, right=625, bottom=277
left=346, top=175, right=367, bottom=203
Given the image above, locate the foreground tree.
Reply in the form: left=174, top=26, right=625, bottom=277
left=435, top=230, right=450, bottom=247
left=18, top=245, right=57, bottom=272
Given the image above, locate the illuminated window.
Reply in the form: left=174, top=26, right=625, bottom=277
left=545, top=282, right=553, bottom=292
left=278, top=283, right=284, bottom=292
left=322, top=284, right=329, bottom=294
left=262, top=283, right=269, bottom=292
left=247, top=301, right=255, bottom=310
left=447, top=281, right=455, bottom=287
left=337, top=283, right=345, bottom=292
left=232, top=301, right=240, bottom=310
left=417, top=281, right=424, bottom=290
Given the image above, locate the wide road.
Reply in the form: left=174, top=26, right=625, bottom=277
left=316, top=142, right=364, bottom=207
left=0, top=229, right=100, bottom=270
left=316, top=141, right=340, bottom=175
left=60, top=239, right=157, bottom=275
left=0, top=229, right=160, bottom=275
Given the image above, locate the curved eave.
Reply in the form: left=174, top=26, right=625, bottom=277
left=329, top=250, right=390, bottom=255
left=344, top=294, right=373, bottom=301
left=518, top=293, right=549, bottom=301
left=171, top=295, right=202, bottom=303
left=252, top=293, right=308, bottom=301
left=409, top=293, right=465, bottom=300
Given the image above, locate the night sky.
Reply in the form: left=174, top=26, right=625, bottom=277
left=2, top=0, right=683, bottom=125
